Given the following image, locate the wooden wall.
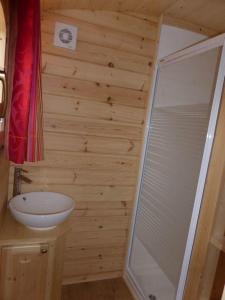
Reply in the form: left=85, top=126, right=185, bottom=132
left=9, top=10, right=158, bottom=283
left=0, top=151, right=9, bottom=219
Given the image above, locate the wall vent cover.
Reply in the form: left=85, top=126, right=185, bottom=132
left=54, top=22, right=77, bottom=50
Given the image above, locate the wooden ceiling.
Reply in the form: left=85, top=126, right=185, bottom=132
left=166, top=0, right=225, bottom=33
left=41, top=0, right=177, bottom=16
left=41, top=0, right=225, bottom=33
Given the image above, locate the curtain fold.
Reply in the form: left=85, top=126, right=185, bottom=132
left=5, top=0, right=43, bottom=164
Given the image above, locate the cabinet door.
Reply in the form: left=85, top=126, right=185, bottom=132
left=0, top=244, right=52, bottom=300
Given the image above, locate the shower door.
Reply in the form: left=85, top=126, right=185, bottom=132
left=126, top=34, right=225, bottom=300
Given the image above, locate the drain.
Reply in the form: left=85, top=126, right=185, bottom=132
left=149, top=295, right=157, bottom=300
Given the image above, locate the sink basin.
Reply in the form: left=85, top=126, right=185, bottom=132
left=9, top=192, right=75, bottom=230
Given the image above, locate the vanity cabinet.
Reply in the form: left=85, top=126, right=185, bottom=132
left=0, top=213, right=69, bottom=300
left=0, top=239, right=65, bottom=300
left=0, top=244, right=52, bottom=300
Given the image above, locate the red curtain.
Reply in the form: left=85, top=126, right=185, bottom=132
left=5, top=0, right=43, bottom=164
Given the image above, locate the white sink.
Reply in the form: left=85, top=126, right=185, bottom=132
left=9, top=192, right=75, bottom=230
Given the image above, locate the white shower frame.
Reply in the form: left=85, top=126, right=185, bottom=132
left=124, top=33, right=225, bottom=300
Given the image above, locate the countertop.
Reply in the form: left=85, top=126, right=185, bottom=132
left=0, top=210, right=72, bottom=246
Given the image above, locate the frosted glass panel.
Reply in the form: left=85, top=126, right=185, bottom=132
left=129, top=47, right=221, bottom=299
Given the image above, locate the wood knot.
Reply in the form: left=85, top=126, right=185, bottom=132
left=107, top=96, right=113, bottom=106
left=108, top=62, right=114, bottom=68
left=121, top=201, right=127, bottom=208
left=128, top=140, right=134, bottom=152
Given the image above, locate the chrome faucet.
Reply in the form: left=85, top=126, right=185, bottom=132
left=13, top=167, right=32, bottom=197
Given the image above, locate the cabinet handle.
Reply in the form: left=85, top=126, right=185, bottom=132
left=40, top=244, right=48, bottom=254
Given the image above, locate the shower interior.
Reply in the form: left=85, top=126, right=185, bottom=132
left=125, top=35, right=225, bottom=300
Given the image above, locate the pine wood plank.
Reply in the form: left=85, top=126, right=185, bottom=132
left=9, top=186, right=134, bottom=216
left=42, top=32, right=153, bottom=75
left=41, top=12, right=155, bottom=57
left=124, top=12, right=159, bottom=23
left=67, top=215, right=130, bottom=232
left=43, top=93, right=145, bottom=125
left=43, top=132, right=141, bottom=156
left=66, top=230, right=127, bottom=248
left=17, top=150, right=139, bottom=172
left=42, top=74, right=147, bottom=108
left=63, top=257, right=124, bottom=277
left=65, top=246, right=125, bottom=261
left=72, top=208, right=130, bottom=218
left=8, top=183, right=134, bottom=209
left=9, top=167, right=137, bottom=186
left=55, top=10, right=158, bottom=40
left=9, top=183, right=135, bottom=204
left=44, top=113, right=143, bottom=140
left=73, top=201, right=133, bottom=211
left=42, top=53, right=151, bottom=91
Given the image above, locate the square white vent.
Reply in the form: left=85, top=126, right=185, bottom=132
left=54, top=22, right=77, bottom=50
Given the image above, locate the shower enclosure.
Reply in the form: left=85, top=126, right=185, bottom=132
left=125, top=34, right=225, bottom=300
